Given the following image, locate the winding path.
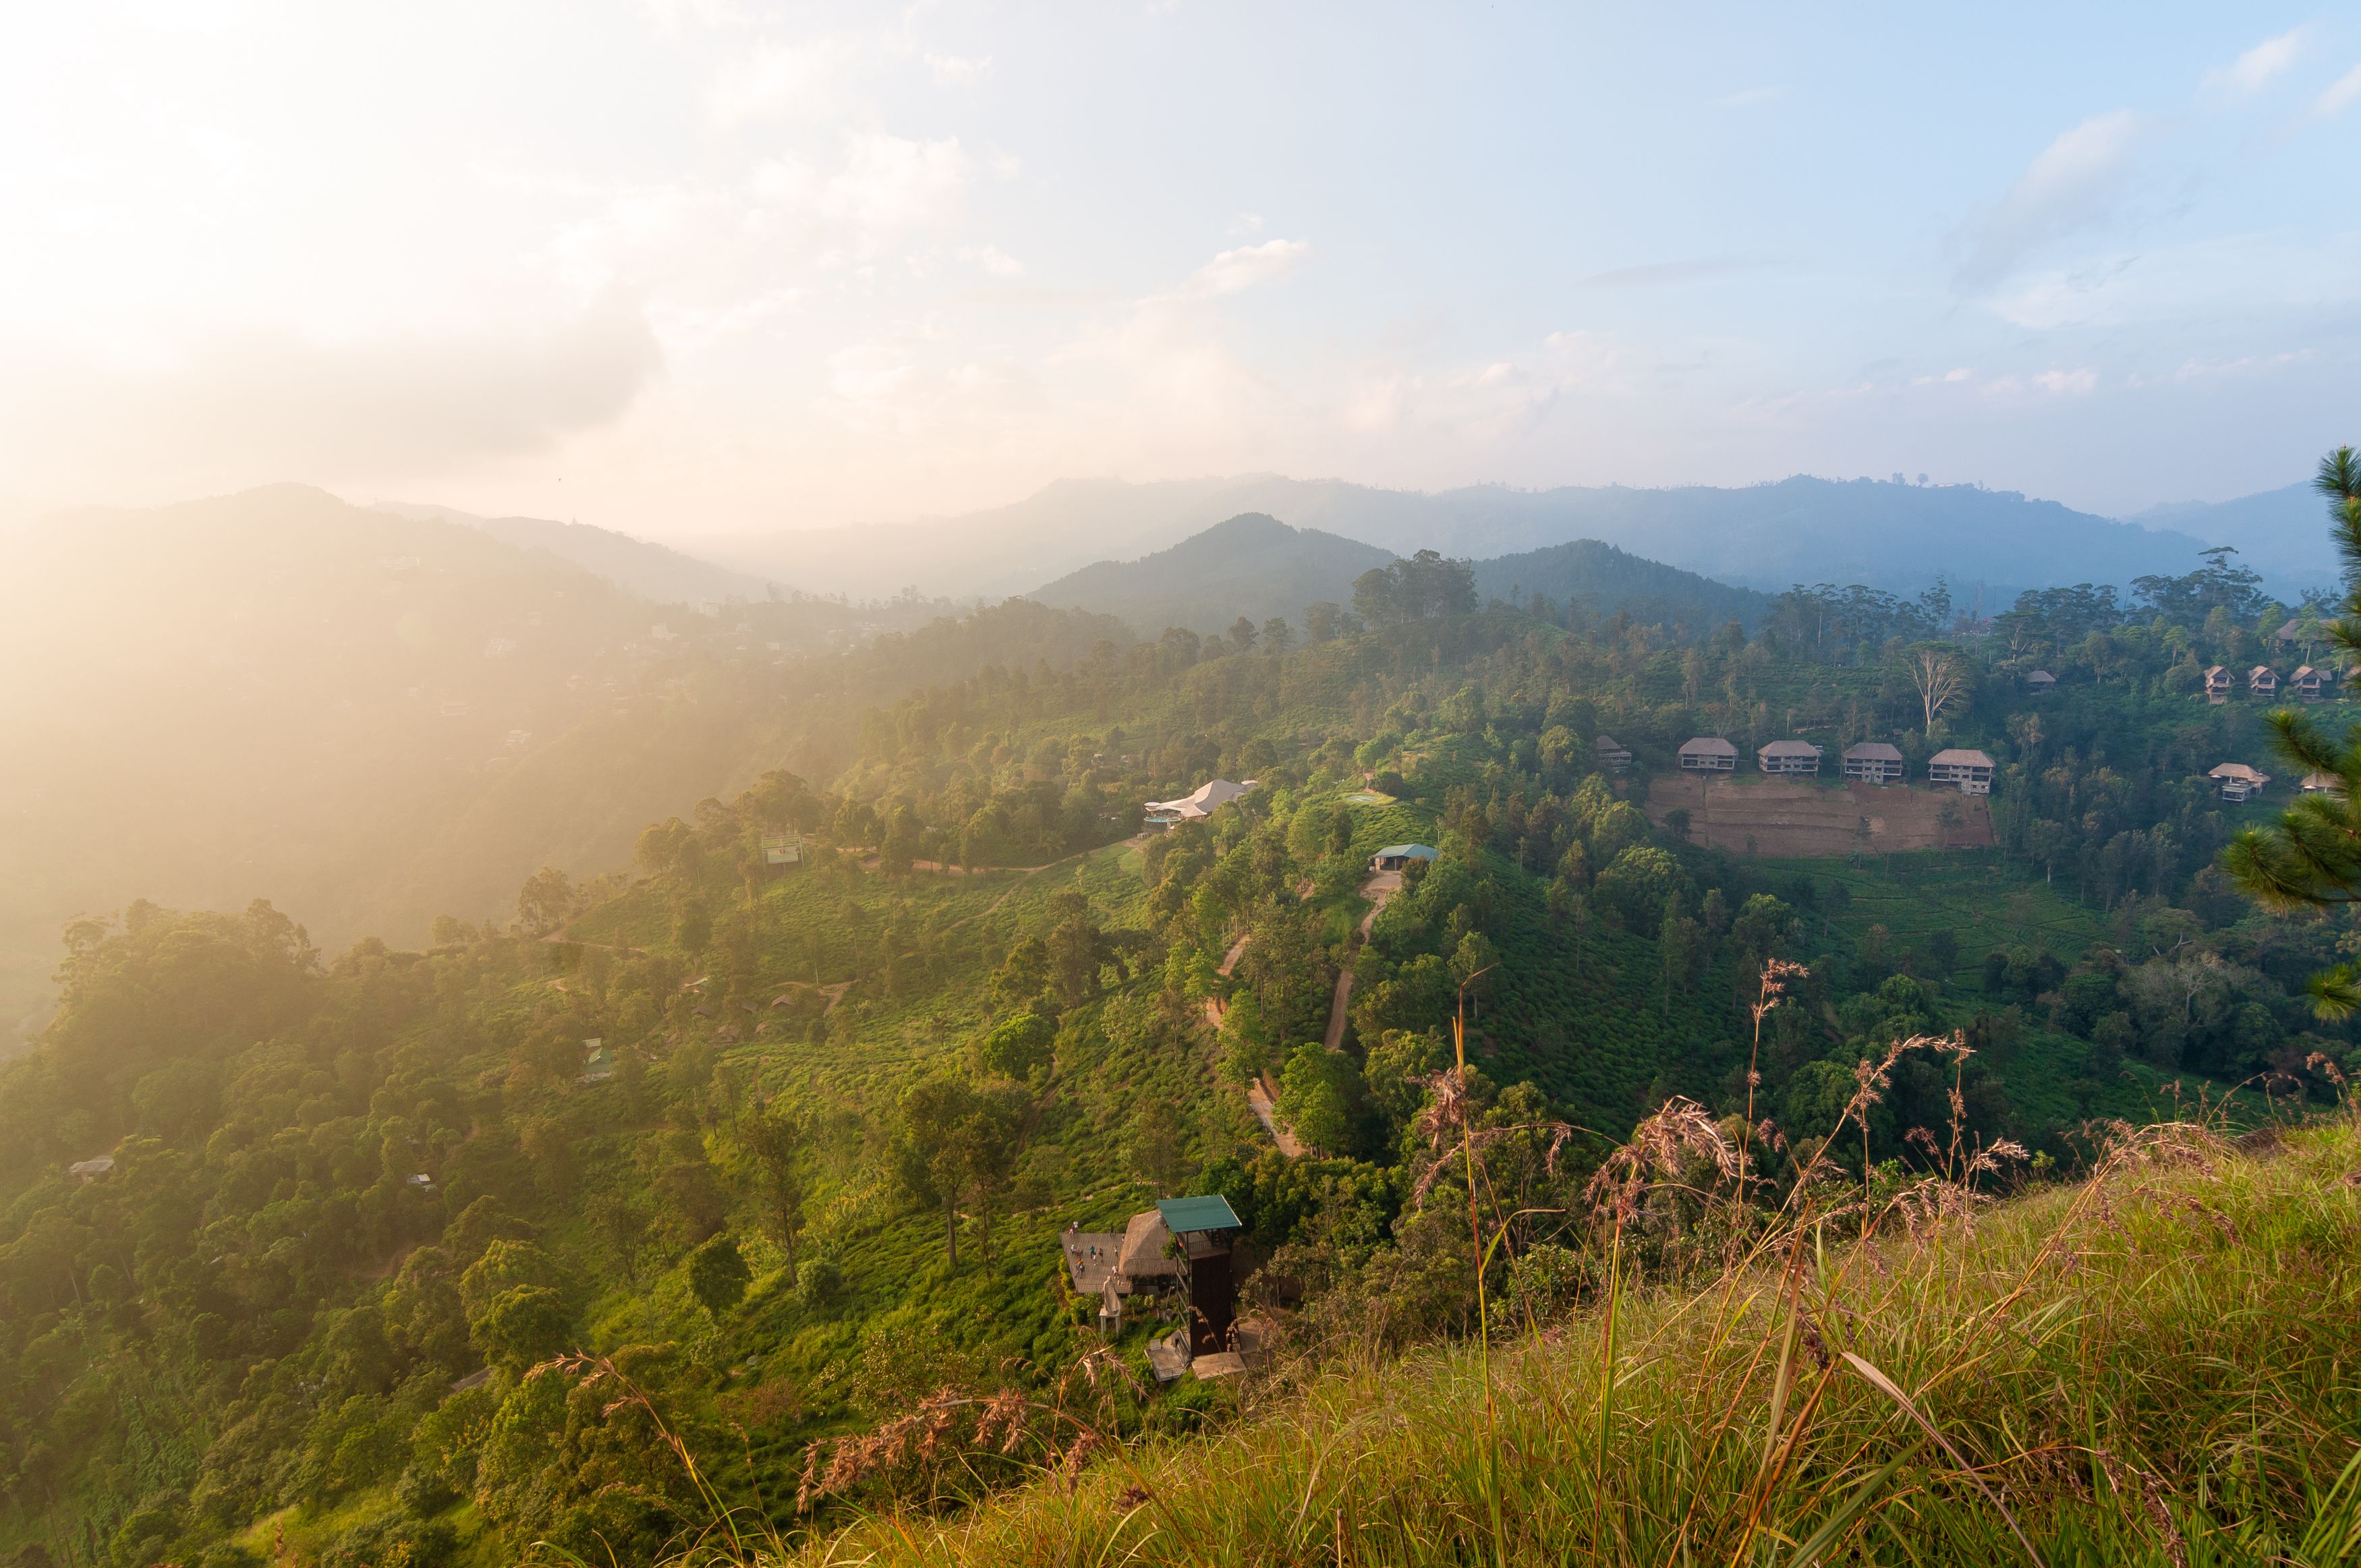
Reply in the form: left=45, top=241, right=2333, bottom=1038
left=1210, top=869, right=1405, bottom=1159
left=1318, top=869, right=1402, bottom=1051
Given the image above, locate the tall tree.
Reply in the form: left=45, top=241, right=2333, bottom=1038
left=1908, top=647, right=1964, bottom=731
left=743, top=1099, right=812, bottom=1286
left=2224, top=446, right=2361, bottom=1014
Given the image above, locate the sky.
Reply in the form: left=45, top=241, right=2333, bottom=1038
left=3, top=1, right=2358, bottom=534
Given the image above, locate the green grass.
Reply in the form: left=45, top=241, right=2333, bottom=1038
left=768, top=1115, right=2361, bottom=1567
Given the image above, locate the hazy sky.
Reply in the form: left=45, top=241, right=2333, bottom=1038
left=5, top=3, right=2358, bottom=533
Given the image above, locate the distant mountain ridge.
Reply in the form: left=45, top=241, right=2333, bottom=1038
left=1027, top=513, right=1393, bottom=634
left=378, top=501, right=785, bottom=606
left=2124, top=482, right=2340, bottom=589
left=702, top=471, right=2300, bottom=607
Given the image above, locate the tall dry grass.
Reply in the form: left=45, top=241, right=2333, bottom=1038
left=775, top=1114, right=2361, bottom=1566
left=538, top=1028, right=2361, bottom=1567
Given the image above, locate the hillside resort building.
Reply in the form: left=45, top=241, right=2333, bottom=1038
left=1677, top=736, right=1738, bottom=772
left=1841, top=742, right=1905, bottom=784
left=1368, top=843, right=1439, bottom=873
left=2210, top=763, right=2271, bottom=804
left=1062, top=1196, right=1263, bottom=1381
left=1143, top=778, right=1257, bottom=828
left=1757, top=739, right=1822, bottom=778
left=1927, top=749, right=1996, bottom=794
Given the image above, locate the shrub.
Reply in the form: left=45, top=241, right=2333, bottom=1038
left=687, top=1234, right=751, bottom=1318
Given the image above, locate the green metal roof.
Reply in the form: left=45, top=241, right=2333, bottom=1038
left=1375, top=843, right=1438, bottom=859
left=1156, top=1194, right=1243, bottom=1234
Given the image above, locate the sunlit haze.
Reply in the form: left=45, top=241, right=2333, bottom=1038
left=6, top=3, right=2358, bottom=531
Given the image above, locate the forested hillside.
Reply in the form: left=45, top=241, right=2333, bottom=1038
left=0, top=486, right=1116, bottom=1049
left=0, top=534, right=2352, bottom=1568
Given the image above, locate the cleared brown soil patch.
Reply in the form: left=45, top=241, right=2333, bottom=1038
left=1645, top=774, right=1994, bottom=857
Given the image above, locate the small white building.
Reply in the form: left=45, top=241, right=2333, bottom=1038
left=2209, top=763, right=2271, bottom=804
left=1676, top=736, right=1738, bottom=772
left=1842, top=742, right=1906, bottom=785
left=1927, top=749, right=1996, bottom=795
left=1757, top=739, right=1823, bottom=778
left=68, top=1157, right=115, bottom=1182
left=1144, top=778, right=1258, bottom=827
left=1593, top=734, right=1633, bottom=774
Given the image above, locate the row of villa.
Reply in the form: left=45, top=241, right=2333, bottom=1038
left=2203, top=664, right=2341, bottom=704
left=2208, top=763, right=2349, bottom=803
left=1677, top=736, right=1997, bottom=794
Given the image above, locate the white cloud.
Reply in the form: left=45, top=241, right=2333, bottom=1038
left=2316, top=61, right=2361, bottom=117
left=925, top=51, right=991, bottom=84
left=1955, top=109, right=2151, bottom=291
left=1988, top=230, right=2361, bottom=330
left=642, top=0, right=751, bottom=31
left=828, top=342, right=913, bottom=405
left=710, top=36, right=865, bottom=123
left=2126, top=350, right=2312, bottom=387
left=1183, top=238, right=1310, bottom=297
left=1577, top=256, right=1772, bottom=290
left=960, top=243, right=1024, bottom=277
left=2032, top=368, right=2098, bottom=395
left=0, top=293, right=661, bottom=500
left=819, top=133, right=973, bottom=235
left=2206, top=28, right=2308, bottom=98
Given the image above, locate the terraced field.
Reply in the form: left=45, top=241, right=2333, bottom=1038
left=1646, top=772, right=1993, bottom=856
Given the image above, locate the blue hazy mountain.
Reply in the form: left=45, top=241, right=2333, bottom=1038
left=713, top=473, right=2260, bottom=608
